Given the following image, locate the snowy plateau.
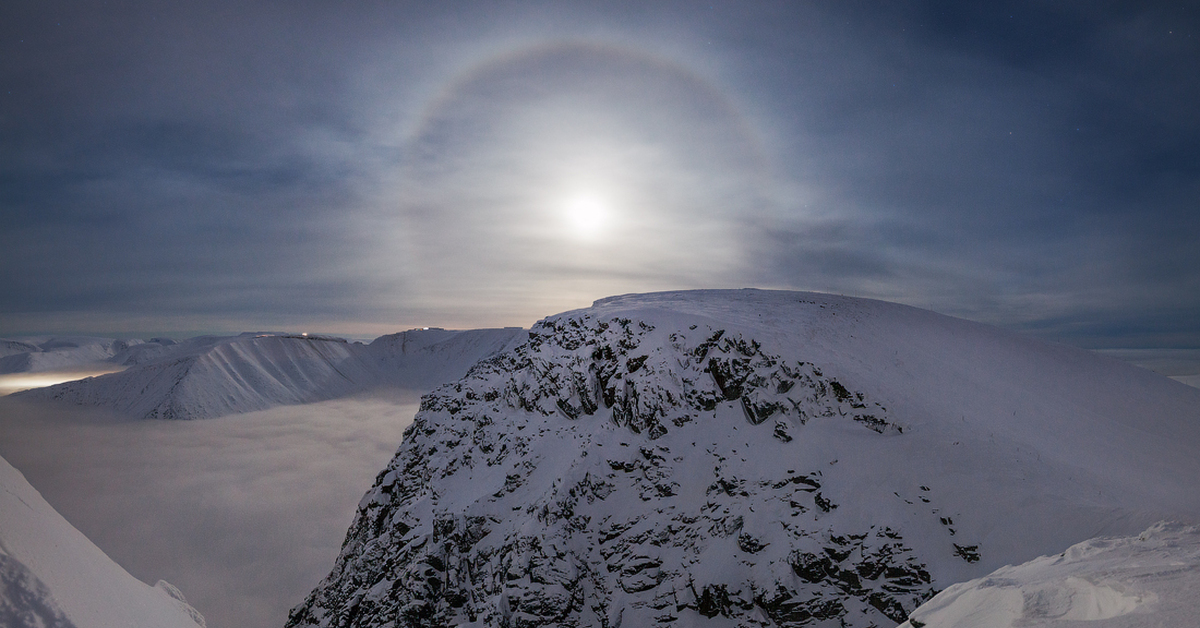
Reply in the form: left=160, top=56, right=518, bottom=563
left=2, top=289, right=1199, bottom=628
left=283, top=290, right=1200, bottom=628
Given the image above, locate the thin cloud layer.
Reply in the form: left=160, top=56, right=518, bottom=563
left=0, top=1, right=1197, bottom=347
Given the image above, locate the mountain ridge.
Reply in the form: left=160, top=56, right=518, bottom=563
left=13, top=328, right=527, bottom=420
left=287, top=289, right=1200, bottom=628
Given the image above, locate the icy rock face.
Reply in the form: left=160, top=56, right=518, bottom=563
left=287, top=312, right=955, bottom=628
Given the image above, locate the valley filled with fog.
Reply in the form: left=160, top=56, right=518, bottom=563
left=0, top=392, right=419, bottom=628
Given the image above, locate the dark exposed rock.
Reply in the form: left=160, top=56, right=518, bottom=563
left=287, top=313, right=957, bottom=628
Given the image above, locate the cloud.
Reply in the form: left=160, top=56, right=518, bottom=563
left=0, top=393, right=422, bottom=628
left=1, top=1, right=1197, bottom=346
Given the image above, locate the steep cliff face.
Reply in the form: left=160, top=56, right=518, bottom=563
left=287, top=290, right=1200, bottom=628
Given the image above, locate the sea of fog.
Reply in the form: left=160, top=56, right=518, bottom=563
left=0, top=392, right=420, bottom=628
left=0, top=347, right=1196, bottom=628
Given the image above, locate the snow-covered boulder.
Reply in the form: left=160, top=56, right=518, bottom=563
left=287, top=289, right=1200, bottom=628
left=0, top=453, right=205, bottom=628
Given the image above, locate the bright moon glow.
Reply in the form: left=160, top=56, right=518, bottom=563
left=562, top=194, right=609, bottom=240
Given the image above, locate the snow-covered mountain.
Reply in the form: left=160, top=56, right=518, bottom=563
left=897, top=521, right=1200, bottom=628
left=14, top=329, right=525, bottom=420
left=1, top=452, right=205, bottom=628
left=286, top=289, right=1200, bottom=628
left=0, top=338, right=41, bottom=359
left=366, top=328, right=529, bottom=392
left=0, top=336, right=168, bottom=374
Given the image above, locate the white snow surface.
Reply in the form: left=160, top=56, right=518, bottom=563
left=0, top=452, right=205, bottom=628
left=13, top=329, right=525, bottom=420
left=578, top=290, right=1200, bottom=563
left=288, top=289, right=1200, bottom=628
left=896, top=521, right=1200, bottom=628
left=0, top=339, right=41, bottom=359
left=0, top=337, right=129, bottom=374
left=1171, top=373, right=1200, bottom=389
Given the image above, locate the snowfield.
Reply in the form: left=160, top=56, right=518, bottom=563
left=0, top=452, right=205, bottom=628
left=897, top=521, right=1200, bottom=628
left=287, top=289, right=1200, bottom=628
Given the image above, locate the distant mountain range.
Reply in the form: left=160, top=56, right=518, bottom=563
left=10, top=328, right=526, bottom=420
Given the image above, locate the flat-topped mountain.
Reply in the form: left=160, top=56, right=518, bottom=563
left=286, top=289, right=1200, bottom=628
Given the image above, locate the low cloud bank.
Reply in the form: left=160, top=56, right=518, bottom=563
left=0, top=367, right=126, bottom=396
left=0, top=392, right=421, bottom=628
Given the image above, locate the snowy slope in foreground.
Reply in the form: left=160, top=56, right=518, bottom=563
left=897, top=522, right=1200, bottom=628
left=289, top=289, right=1200, bottom=628
left=15, top=329, right=525, bottom=420
left=0, top=453, right=205, bottom=628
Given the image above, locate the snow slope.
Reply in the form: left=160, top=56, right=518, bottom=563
left=0, top=452, right=205, bottom=628
left=13, top=334, right=374, bottom=420
left=366, top=328, right=529, bottom=391
left=0, top=336, right=132, bottom=374
left=14, top=329, right=525, bottom=420
left=896, top=521, right=1200, bottom=628
left=0, top=339, right=40, bottom=359
left=287, top=289, right=1200, bottom=628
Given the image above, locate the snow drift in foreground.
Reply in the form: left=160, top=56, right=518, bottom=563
left=288, top=289, right=1200, bottom=628
left=897, top=521, right=1200, bottom=628
left=0, top=452, right=205, bottom=628
left=13, top=329, right=525, bottom=420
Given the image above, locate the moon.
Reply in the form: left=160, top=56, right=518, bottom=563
left=387, top=40, right=773, bottom=312
left=561, top=193, right=609, bottom=241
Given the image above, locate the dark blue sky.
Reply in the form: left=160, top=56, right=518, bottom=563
left=2, top=1, right=1197, bottom=348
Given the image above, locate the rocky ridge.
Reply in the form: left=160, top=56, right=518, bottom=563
left=287, top=305, right=981, bottom=628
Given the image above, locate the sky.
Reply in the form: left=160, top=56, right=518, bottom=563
left=2, top=1, right=1198, bottom=350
